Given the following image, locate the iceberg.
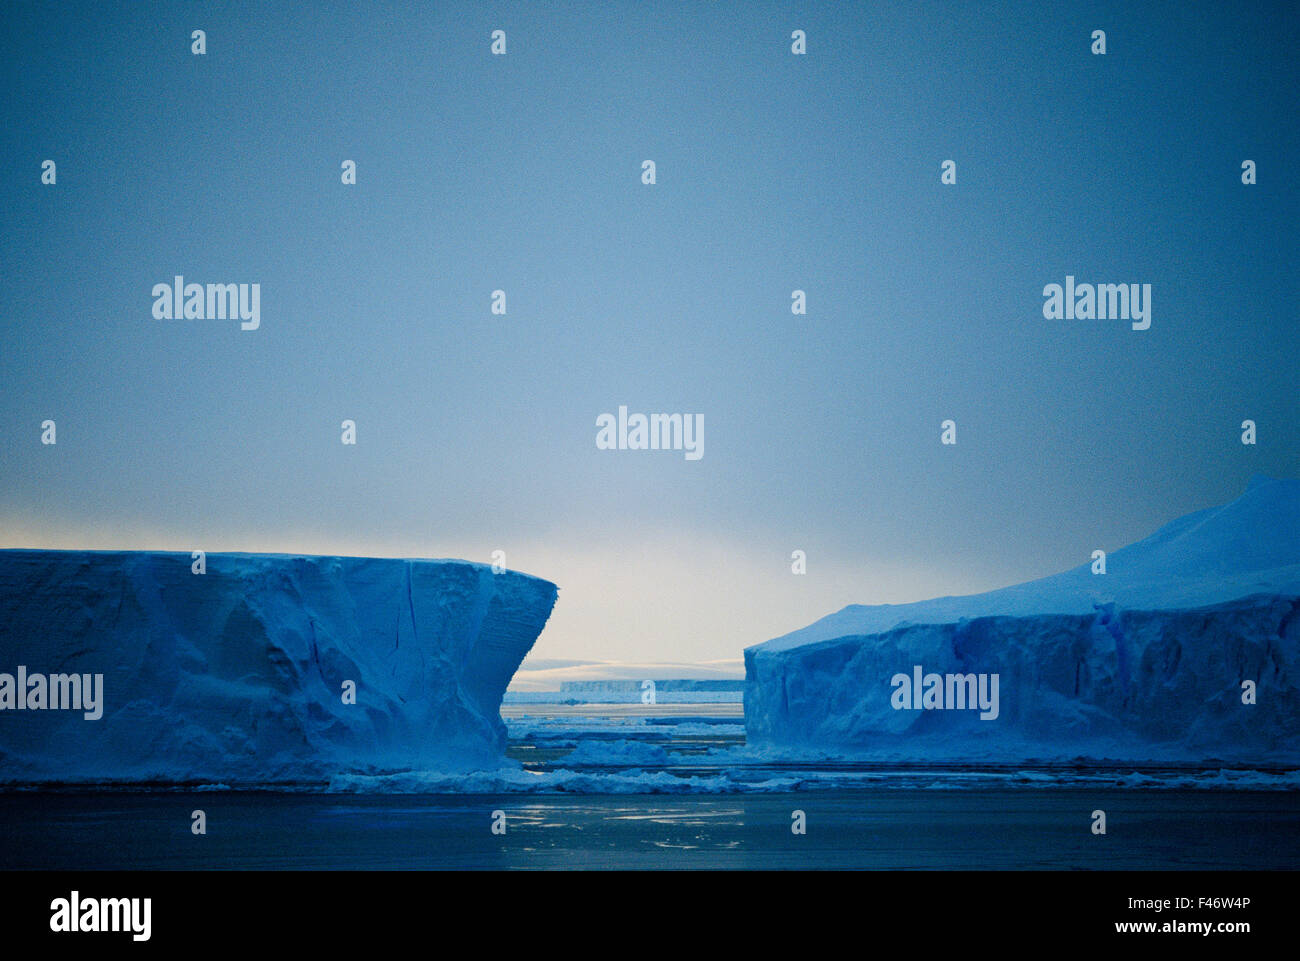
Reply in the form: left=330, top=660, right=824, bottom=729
left=744, top=477, right=1300, bottom=763
left=0, top=551, right=558, bottom=783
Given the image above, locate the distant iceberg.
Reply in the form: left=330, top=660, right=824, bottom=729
left=745, top=478, right=1300, bottom=764
left=0, top=551, right=557, bottom=784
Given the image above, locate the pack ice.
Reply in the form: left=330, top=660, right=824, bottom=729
left=745, top=477, right=1300, bottom=763
left=0, top=551, right=557, bottom=783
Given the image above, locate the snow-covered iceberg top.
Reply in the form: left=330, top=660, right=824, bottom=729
left=0, top=550, right=558, bottom=784
left=745, top=477, right=1300, bottom=763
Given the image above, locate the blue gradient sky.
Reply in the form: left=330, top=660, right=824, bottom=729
left=2, top=1, right=1296, bottom=674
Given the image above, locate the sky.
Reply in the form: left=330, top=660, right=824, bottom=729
left=2, top=1, right=1296, bottom=682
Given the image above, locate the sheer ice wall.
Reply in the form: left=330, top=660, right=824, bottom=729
left=0, top=551, right=558, bottom=783
left=745, top=478, right=1300, bottom=763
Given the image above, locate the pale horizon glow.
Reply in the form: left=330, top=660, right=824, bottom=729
left=0, top=519, right=1012, bottom=675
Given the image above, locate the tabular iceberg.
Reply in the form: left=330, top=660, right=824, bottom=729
left=745, top=477, right=1300, bottom=764
left=0, top=551, right=558, bottom=784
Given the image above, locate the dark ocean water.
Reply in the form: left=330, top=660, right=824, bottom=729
left=1, top=789, right=1297, bottom=870
left=4, top=706, right=1296, bottom=869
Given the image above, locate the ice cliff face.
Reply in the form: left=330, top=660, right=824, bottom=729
left=0, top=551, right=558, bottom=783
left=745, top=478, right=1300, bottom=763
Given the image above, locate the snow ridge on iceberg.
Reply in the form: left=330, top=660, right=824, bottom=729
left=744, top=478, right=1300, bottom=763
left=0, top=551, right=558, bottom=783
